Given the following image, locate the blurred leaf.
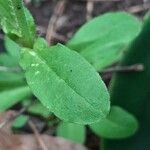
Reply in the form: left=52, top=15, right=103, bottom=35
left=67, top=12, right=141, bottom=71
left=90, top=106, right=138, bottom=139
left=12, top=115, right=28, bottom=129
left=4, top=36, right=20, bottom=61
left=0, top=53, right=18, bottom=67
left=0, top=86, right=32, bottom=112
left=28, top=102, right=52, bottom=118
left=20, top=42, right=110, bottom=124
left=0, top=53, right=25, bottom=91
left=57, top=122, right=86, bottom=144
left=0, top=0, right=36, bottom=47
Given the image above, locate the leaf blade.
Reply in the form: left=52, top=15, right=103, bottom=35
left=67, top=12, right=141, bottom=71
left=20, top=43, right=110, bottom=124
left=90, top=106, right=139, bottom=139
left=0, top=86, right=32, bottom=112
left=57, top=122, right=86, bottom=144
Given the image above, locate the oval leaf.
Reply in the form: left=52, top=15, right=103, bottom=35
left=57, top=122, right=86, bottom=144
left=20, top=43, right=110, bottom=124
left=90, top=106, right=138, bottom=139
left=67, top=12, right=141, bottom=71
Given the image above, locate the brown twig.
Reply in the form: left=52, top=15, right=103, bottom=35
left=86, top=1, right=94, bottom=21
left=46, top=0, right=67, bottom=45
left=80, top=0, right=120, bottom=2
left=127, top=3, right=150, bottom=13
left=28, top=121, right=48, bottom=150
left=100, top=64, right=144, bottom=73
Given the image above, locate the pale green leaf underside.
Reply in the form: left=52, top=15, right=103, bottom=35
left=90, top=106, right=138, bottom=139
left=67, top=12, right=141, bottom=71
left=0, top=86, right=32, bottom=112
left=57, top=122, right=86, bottom=144
left=20, top=43, right=110, bottom=124
left=0, top=0, right=35, bottom=47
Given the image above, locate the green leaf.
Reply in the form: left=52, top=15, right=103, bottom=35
left=0, top=86, right=32, bottom=112
left=90, top=106, right=138, bottom=139
left=67, top=12, right=141, bottom=71
left=12, top=115, right=28, bottom=129
left=0, top=53, right=18, bottom=67
left=0, top=0, right=36, bottom=47
left=20, top=42, right=110, bottom=124
left=0, top=53, right=25, bottom=91
left=4, top=36, right=20, bottom=61
left=28, top=102, right=52, bottom=118
left=57, top=122, right=86, bottom=144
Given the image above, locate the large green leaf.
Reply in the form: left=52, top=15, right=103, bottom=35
left=90, top=106, right=138, bottom=139
left=0, top=0, right=36, bottom=47
left=102, top=14, right=150, bottom=150
left=0, top=86, right=32, bottom=111
left=20, top=42, right=110, bottom=124
left=67, top=12, right=141, bottom=71
left=57, top=122, right=86, bottom=144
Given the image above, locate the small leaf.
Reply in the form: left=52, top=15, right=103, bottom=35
left=20, top=42, right=110, bottom=124
left=67, top=12, right=141, bottom=71
left=0, top=0, right=36, bottom=47
left=12, top=115, right=28, bottom=129
left=28, top=102, right=52, bottom=118
left=90, top=106, right=139, bottom=139
left=0, top=86, right=32, bottom=112
left=57, top=122, right=86, bottom=144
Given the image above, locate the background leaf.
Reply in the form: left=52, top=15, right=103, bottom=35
left=20, top=42, right=110, bottom=124
left=0, top=53, right=25, bottom=90
left=67, top=12, right=141, bottom=71
left=90, top=106, right=138, bottom=139
left=57, top=122, right=86, bottom=144
left=27, top=102, right=52, bottom=118
left=4, top=36, right=20, bottom=61
left=0, top=86, right=32, bottom=112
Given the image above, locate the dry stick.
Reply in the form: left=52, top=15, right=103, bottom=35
left=86, top=1, right=94, bottom=20
left=80, top=0, right=121, bottom=2
left=127, top=3, right=150, bottom=13
left=100, top=64, right=144, bottom=73
left=46, top=0, right=67, bottom=45
left=0, top=108, right=26, bottom=129
left=28, top=121, right=48, bottom=150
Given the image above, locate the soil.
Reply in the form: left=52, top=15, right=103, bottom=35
left=0, top=0, right=147, bottom=150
